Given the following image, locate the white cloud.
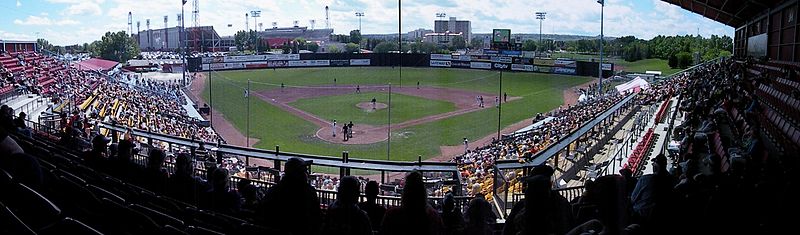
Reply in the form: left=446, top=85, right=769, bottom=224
left=13, top=16, right=81, bottom=26
left=16, top=0, right=21, bottom=7
left=64, top=2, right=103, bottom=16
left=0, top=30, right=34, bottom=41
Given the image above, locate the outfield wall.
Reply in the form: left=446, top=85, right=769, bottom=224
left=187, top=53, right=614, bottom=78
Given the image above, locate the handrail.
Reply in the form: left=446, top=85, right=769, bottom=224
left=495, top=93, right=636, bottom=169
left=98, top=122, right=459, bottom=173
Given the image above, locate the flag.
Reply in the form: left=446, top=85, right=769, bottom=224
left=244, top=88, right=249, bottom=98
left=182, top=0, right=188, bottom=5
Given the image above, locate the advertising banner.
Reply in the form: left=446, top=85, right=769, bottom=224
left=470, top=62, right=491, bottom=69
left=492, top=29, right=511, bottom=43
left=330, top=60, right=350, bottom=66
left=266, top=61, right=288, bottom=68
left=554, top=59, right=577, bottom=68
left=511, top=64, right=535, bottom=72
left=534, top=66, right=552, bottom=73
left=451, top=61, right=471, bottom=68
left=553, top=67, right=577, bottom=75
left=288, top=60, right=330, bottom=67
left=491, top=56, right=512, bottom=64
left=202, top=64, right=210, bottom=70
left=483, top=49, right=499, bottom=55
left=500, top=50, right=522, bottom=56
left=513, top=57, right=533, bottom=65
left=350, top=59, right=371, bottom=66
left=470, top=55, right=491, bottom=62
left=601, top=63, right=613, bottom=71
left=430, top=60, right=452, bottom=67
left=430, top=54, right=452, bottom=60
left=452, top=55, right=471, bottom=61
left=492, top=63, right=510, bottom=70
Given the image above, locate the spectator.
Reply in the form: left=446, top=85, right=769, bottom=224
left=140, top=148, right=169, bottom=193
left=358, top=180, right=386, bottom=231
left=83, top=134, right=110, bottom=170
left=167, top=153, right=204, bottom=205
left=464, top=195, right=496, bottom=235
left=203, top=167, right=241, bottom=214
left=630, top=154, right=676, bottom=235
left=503, top=174, right=573, bottom=235
left=441, top=192, right=464, bottom=235
left=258, top=157, right=321, bottom=235
left=237, top=178, right=260, bottom=214
left=381, top=171, right=444, bottom=235
left=321, top=176, right=372, bottom=235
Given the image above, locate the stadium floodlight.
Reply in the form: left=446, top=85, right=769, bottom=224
left=250, top=10, right=261, bottom=31
left=535, top=12, right=546, bottom=56
left=355, top=12, right=365, bottom=32
left=597, top=0, right=605, bottom=94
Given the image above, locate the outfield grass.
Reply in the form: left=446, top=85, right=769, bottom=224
left=615, top=58, right=681, bottom=76
left=289, top=92, right=457, bottom=126
left=203, top=67, right=591, bottom=161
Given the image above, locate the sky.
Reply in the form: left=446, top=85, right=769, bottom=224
left=0, top=0, right=734, bottom=46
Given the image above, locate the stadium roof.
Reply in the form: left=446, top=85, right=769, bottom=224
left=73, top=58, right=119, bottom=72
left=661, top=0, right=787, bottom=27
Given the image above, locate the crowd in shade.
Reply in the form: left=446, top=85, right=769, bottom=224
left=3, top=49, right=799, bottom=234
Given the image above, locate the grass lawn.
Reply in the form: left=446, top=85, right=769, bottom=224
left=615, top=58, right=682, bottom=76
left=289, top=92, right=457, bottom=126
left=203, top=67, right=591, bottom=161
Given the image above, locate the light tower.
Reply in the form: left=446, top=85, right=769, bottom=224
left=245, top=13, right=249, bottom=31
left=164, top=15, right=169, bottom=50
left=293, top=20, right=299, bottom=28
left=136, top=21, right=140, bottom=44
left=272, top=22, right=277, bottom=29
left=325, top=6, right=330, bottom=29
left=128, top=12, right=133, bottom=36
left=192, top=0, right=200, bottom=52
left=597, top=0, right=605, bottom=94
left=355, top=12, right=364, bottom=32
left=535, top=12, right=546, bottom=56
left=436, top=12, right=446, bottom=43
left=310, top=19, right=316, bottom=31
left=146, top=19, right=151, bottom=50
left=250, top=10, right=261, bottom=31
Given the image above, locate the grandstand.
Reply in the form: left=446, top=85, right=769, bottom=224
left=2, top=0, right=800, bottom=234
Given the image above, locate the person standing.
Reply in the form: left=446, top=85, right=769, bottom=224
left=356, top=85, right=361, bottom=93
left=281, top=83, right=285, bottom=92
left=495, top=96, right=499, bottom=107
left=348, top=121, right=354, bottom=138
left=343, top=125, right=349, bottom=141
left=479, top=96, right=484, bottom=108
left=504, top=92, right=508, bottom=103
left=463, top=138, right=469, bottom=153
left=332, top=120, right=337, bottom=137
left=371, top=97, right=377, bottom=110
left=417, top=81, right=420, bottom=89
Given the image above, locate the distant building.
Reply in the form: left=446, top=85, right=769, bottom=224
left=407, top=28, right=433, bottom=41
left=423, top=32, right=464, bottom=45
left=434, top=17, right=471, bottom=43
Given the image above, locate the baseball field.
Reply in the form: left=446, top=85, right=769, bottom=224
left=193, top=67, right=592, bottom=161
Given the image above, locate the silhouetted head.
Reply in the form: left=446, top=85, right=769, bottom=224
left=211, top=168, right=229, bottom=191
left=337, top=176, right=360, bottom=205
left=117, top=139, right=134, bottom=161
left=365, top=180, right=379, bottom=200
left=443, top=192, right=456, bottom=213
left=175, top=153, right=193, bottom=177
left=402, top=171, right=427, bottom=209
left=283, top=157, right=308, bottom=183
left=147, top=148, right=166, bottom=170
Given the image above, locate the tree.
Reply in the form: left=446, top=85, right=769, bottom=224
left=419, top=42, right=437, bottom=54
left=282, top=44, right=292, bottom=54
left=234, top=30, right=250, bottom=51
left=327, top=45, right=342, bottom=53
left=451, top=35, right=466, bottom=50
left=470, top=38, right=484, bottom=49
left=37, top=39, right=54, bottom=52
left=307, top=42, right=319, bottom=52
left=344, top=43, right=360, bottom=53
left=350, top=30, right=362, bottom=44
left=676, top=52, right=693, bottom=68
left=668, top=54, right=678, bottom=68
left=88, top=31, right=140, bottom=63
left=522, top=40, right=537, bottom=51
left=373, top=42, right=398, bottom=53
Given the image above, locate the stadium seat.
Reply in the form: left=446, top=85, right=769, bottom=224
left=2, top=183, right=63, bottom=231
left=87, top=184, right=126, bottom=205
left=39, top=217, right=104, bottom=235
left=0, top=202, right=37, bottom=235
left=98, top=198, right=161, bottom=235
left=187, top=226, right=226, bottom=235
left=130, top=204, right=186, bottom=229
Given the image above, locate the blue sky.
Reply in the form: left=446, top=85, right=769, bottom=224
left=0, top=0, right=734, bottom=46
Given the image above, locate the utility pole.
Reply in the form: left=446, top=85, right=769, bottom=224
left=598, top=0, right=605, bottom=94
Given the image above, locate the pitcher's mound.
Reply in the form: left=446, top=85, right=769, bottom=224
left=356, top=102, right=388, bottom=112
